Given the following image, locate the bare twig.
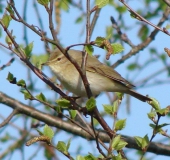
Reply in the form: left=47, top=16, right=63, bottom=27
left=110, top=16, right=135, bottom=48
left=112, top=6, right=170, bottom=68
left=0, top=109, right=18, bottom=128
left=0, top=57, right=15, bottom=70
left=119, top=0, right=170, bottom=36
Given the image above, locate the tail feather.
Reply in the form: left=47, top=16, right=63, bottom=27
left=128, top=89, right=151, bottom=102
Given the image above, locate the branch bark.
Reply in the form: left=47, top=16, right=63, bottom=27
left=1, top=91, right=170, bottom=156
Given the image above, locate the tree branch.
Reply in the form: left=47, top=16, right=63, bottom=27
left=0, top=91, right=170, bottom=156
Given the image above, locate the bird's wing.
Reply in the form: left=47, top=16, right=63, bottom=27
left=69, top=49, right=135, bottom=88
left=86, top=55, right=135, bottom=88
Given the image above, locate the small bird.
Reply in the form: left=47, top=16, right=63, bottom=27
left=44, top=48, right=151, bottom=102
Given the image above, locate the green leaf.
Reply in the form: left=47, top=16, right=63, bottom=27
left=36, top=92, right=46, bottom=102
left=127, top=63, right=140, bottom=71
left=37, top=0, right=49, bottom=6
left=75, top=16, right=83, bottom=24
left=134, top=135, right=149, bottom=150
left=69, top=110, right=77, bottom=119
left=59, top=0, right=70, bottom=11
left=56, top=98, right=70, bottom=107
left=24, top=42, right=33, bottom=59
left=111, top=135, right=120, bottom=149
left=20, top=89, right=32, bottom=100
left=56, top=141, right=67, bottom=154
left=5, top=35, right=13, bottom=45
left=112, top=153, right=123, bottom=160
left=147, top=111, right=156, bottom=120
left=94, top=36, right=105, bottom=46
left=141, top=135, right=149, bottom=149
left=106, top=26, right=113, bottom=39
left=111, top=135, right=127, bottom=150
left=66, top=138, right=71, bottom=150
left=112, top=100, right=119, bottom=113
left=115, top=92, right=124, bottom=100
left=148, top=97, right=161, bottom=110
left=85, top=45, right=94, bottom=56
left=17, top=79, right=26, bottom=87
left=86, top=97, right=96, bottom=111
left=1, top=14, right=12, bottom=28
left=114, top=140, right=128, bottom=150
left=43, top=124, right=54, bottom=139
left=6, top=72, right=17, bottom=84
left=103, top=104, right=113, bottom=114
left=84, top=153, right=97, bottom=160
left=156, top=108, right=170, bottom=116
left=138, top=25, right=149, bottom=41
left=116, top=6, right=127, bottom=13
left=6, top=5, right=14, bottom=16
left=76, top=155, right=85, bottom=160
left=159, top=54, right=166, bottom=62
left=111, top=43, right=124, bottom=54
left=92, top=118, right=99, bottom=126
left=31, top=54, right=48, bottom=69
left=95, top=0, right=109, bottom=8
left=134, top=136, right=142, bottom=147
left=115, top=119, right=126, bottom=131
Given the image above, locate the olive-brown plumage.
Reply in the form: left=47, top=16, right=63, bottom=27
left=44, top=49, right=151, bottom=102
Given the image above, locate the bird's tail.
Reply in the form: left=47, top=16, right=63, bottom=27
left=128, top=89, right=152, bottom=102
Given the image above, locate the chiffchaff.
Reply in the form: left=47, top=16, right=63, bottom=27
left=44, top=48, right=151, bottom=102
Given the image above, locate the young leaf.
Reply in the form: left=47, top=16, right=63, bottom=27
left=6, top=72, right=17, bottom=84
left=17, top=79, right=26, bottom=87
left=156, top=108, right=170, bottom=116
left=127, top=63, right=139, bottom=71
left=66, top=138, right=71, bottom=150
left=148, top=97, right=161, bottom=110
left=69, top=110, right=77, bottom=119
left=147, top=111, right=156, bottom=120
left=76, top=155, right=85, bottom=160
left=75, top=16, right=83, bottom=24
left=111, top=135, right=128, bottom=150
left=141, top=135, right=149, bottom=150
left=103, top=104, right=113, bottom=114
left=36, top=92, right=46, bottom=102
left=56, top=141, right=67, bottom=154
left=111, top=135, right=120, bottom=149
left=114, top=140, right=128, bottom=150
left=111, top=43, right=124, bottom=54
left=56, top=98, right=70, bottom=107
left=24, top=42, right=33, bottom=59
left=6, top=5, right=14, bottom=16
left=43, top=124, right=54, bottom=140
left=20, top=89, right=32, bottom=100
left=134, top=136, right=142, bottom=147
left=95, top=0, right=109, bottom=8
left=84, top=153, right=97, bottom=160
left=1, top=14, right=12, bottom=28
left=37, top=0, right=49, bottom=6
left=85, top=45, right=94, bottom=56
left=86, top=97, right=96, bottom=111
left=115, top=119, right=126, bottom=131
left=94, top=36, right=105, bottom=46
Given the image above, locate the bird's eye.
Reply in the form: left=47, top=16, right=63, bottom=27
left=57, top=58, right=61, bottom=61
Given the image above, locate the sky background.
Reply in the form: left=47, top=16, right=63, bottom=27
left=0, top=0, right=170, bottom=160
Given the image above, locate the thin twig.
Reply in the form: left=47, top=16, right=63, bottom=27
left=112, top=6, right=170, bottom=68
left=119, top=0, right=170, bottom=36
left=0, top=109, right=18, bottom=128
